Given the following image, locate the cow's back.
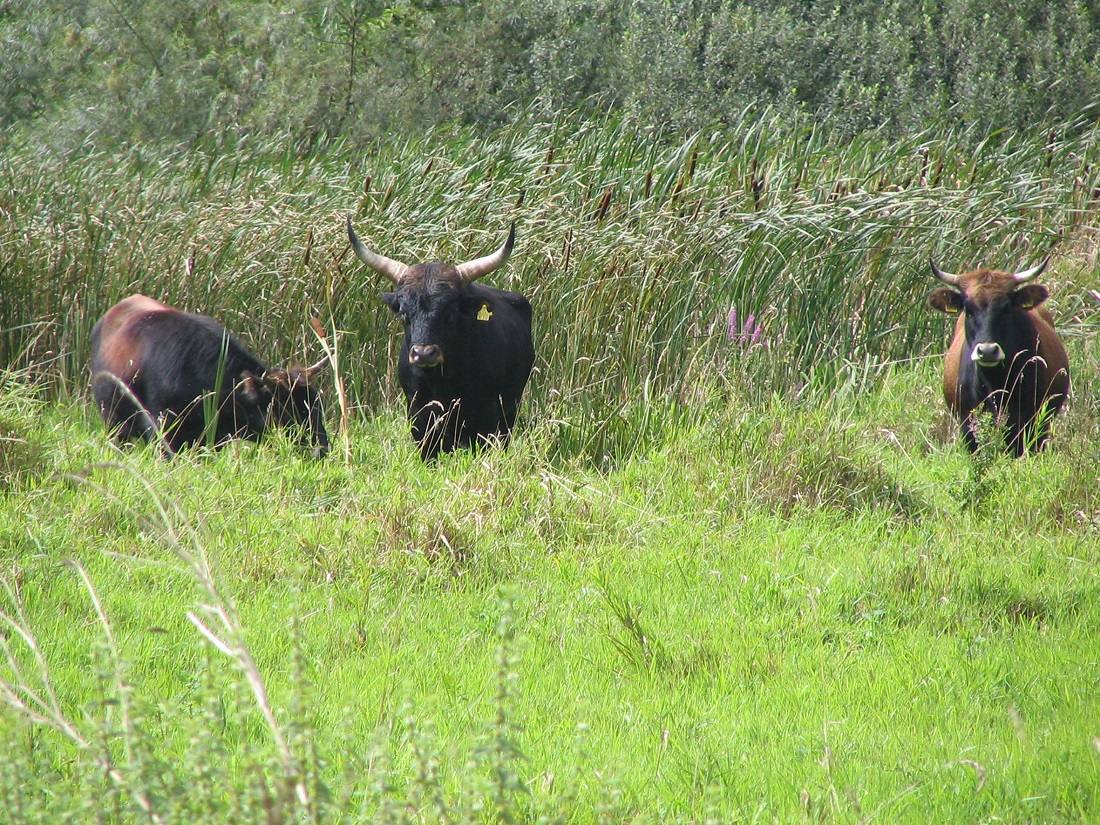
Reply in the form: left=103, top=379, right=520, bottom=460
left=90, top=294, right=173, bottom=381
left=467, top=284, right=534, bottom=389
left=942, top=312, right=967, bottom=415
left=455, top=283, right=534, bottom=441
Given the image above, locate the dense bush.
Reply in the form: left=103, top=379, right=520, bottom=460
left=3, top=0, right=1100, bottom=151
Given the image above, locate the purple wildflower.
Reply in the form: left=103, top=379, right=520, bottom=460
left=739, top=314, right=756, bottom=346
left=727, top=307, right=770, bottom=350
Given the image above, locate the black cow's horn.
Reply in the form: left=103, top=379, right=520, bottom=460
left=455, top=222, right=515, bottom=283
left=347, top=216, right=409, bottom=283
left=1012, top=258, right=1049, bottom=284
left=929, top=258, right=961, bottom=286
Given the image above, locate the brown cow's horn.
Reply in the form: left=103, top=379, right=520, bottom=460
left=304, top=356, right=329, bottom=377
left=455, top=222, right=515, bottom=283
left=1012, top=258, right=1049, bottom=284
left=347, top=216, right=409, bottom=283
left=929, top=258, right=961, bottom=286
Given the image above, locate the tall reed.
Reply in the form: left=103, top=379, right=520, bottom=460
left=3, top=111, right=1097, bottom=420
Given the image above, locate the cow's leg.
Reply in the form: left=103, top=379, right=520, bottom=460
left=92, top=373, right=160, bottom=448
left=960, top=415, right=980, bottom=453
left=411, top=401, right=446, bottom=462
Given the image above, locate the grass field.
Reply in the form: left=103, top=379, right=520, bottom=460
left=3, top=357, right=1099, bottom=823
left=2, top=113, right=1100, bottom=822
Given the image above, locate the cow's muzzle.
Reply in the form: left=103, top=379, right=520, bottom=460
left=409, top=344, right=444, bottom=368
left=971, top=342, right=1005, bottom=366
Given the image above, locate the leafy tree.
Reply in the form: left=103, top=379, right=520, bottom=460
left=3, top=0, right=1100, bottom=151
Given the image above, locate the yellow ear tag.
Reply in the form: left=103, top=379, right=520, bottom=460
left=477, top=304, right=493, bottom=322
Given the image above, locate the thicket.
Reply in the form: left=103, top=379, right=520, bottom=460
left=4, top=0, right=1100, bottom=152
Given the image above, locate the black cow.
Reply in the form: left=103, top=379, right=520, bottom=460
left=90, top=294, right=329, bottom=456
left=927, top=259, right=1070, bottom=456
left=347, top=217, right=535, bottom=461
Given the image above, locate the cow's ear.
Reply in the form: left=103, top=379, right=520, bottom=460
left=237, top=372, right=269, bottom=404
left=927, top=287, right=962, bottom=314
left=382, top=292, right=400, bottom=313
left=1014, top=284, right=1049, bottom=309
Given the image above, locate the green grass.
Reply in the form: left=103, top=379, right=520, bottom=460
left=1, top=351, right=1099, bottom=822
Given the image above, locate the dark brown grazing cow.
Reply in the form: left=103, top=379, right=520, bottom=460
left=90, top=295, right=329, bottom=456
left=347, top=217, right=534, bottom=461
left=927, top=259, right=1070, bottom=456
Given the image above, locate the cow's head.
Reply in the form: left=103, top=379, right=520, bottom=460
left=347, top=217, right=514, bottom=369
left=239, top=358, right=329, bottom=457
left=927, top=259, right=1050, bottom=367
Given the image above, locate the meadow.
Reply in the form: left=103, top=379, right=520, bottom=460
left=1, top=112, right=1100, bottom=822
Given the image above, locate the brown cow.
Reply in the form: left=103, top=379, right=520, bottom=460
left=927, top=259, right=1069, bottom=455
left=90, top=295, right=329, bottom=456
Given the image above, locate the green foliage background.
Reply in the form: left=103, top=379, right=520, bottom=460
left=4, top=0, right=1100, bottom=151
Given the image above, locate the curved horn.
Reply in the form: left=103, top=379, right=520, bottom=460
left=929, top=258, right=961, bottom=286
left=1012, top=257, right=1049, bottom=284
left=346, top=216, right=409, bottom=283
left=455, top=222, right=515, bottom=283
left=303, top=356, right=329, bottom=378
